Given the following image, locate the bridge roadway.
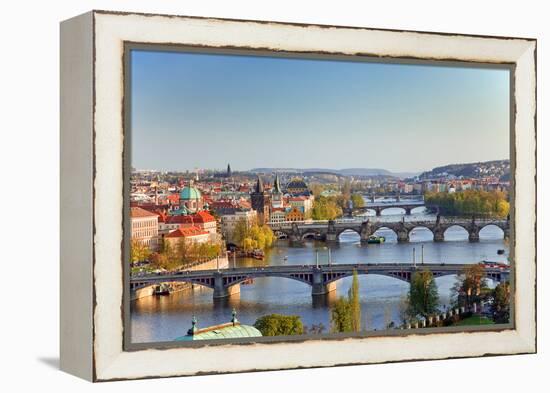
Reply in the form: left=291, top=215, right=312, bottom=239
left=270, top=216, right=509, bottom=243
left=130, top=262, right=510, bottom=299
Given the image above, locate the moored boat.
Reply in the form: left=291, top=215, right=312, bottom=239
left=367, top=235, right=385, bottom=244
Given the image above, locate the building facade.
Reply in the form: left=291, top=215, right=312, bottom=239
left=130, top=206, right=159, bottom=250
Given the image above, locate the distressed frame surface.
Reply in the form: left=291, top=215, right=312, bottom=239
left=60, top=10, right=536, bottom=381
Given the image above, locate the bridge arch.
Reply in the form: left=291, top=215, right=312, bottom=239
left=479, top=224, right=505, bottom=240
left=274, top=231, right=289, bottom=239
left=410, top=206, right=426, bottom=215
left=224, top=273, right=315, bottom=288
left=336, top=228, right=361, bottom=241
left=372, top=226, right=398, bottom=241
left=443, top=224, right=470, bottom=241
left=301, top=231, right=321, bottom=240
left=408, top=226, right=434, bottom=242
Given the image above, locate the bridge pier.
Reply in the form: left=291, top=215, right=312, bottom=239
left=213, top=274, right=241, bottom=299
left=433, top=228, right=445, bottom=242
left=405, top=207, right=411, bottom=215
left=311, top=270, right=337, bottom=296
left=312, top=281, right=337, bottom=296
left=397, top=229, right=409, bottom=243
left=375, top=207, right=382, bottom=216
left=468, top=229, right=480, bottom=242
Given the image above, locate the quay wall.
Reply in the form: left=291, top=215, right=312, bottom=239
left=131, top=256, right=229, bottom=301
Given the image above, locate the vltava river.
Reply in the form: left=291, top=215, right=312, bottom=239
left=131, top=207, right=508, bottom=343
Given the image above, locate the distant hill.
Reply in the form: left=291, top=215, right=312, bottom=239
left=249, top=168, right=419, bottom=179
left=419, top=159, right=510, bottom=181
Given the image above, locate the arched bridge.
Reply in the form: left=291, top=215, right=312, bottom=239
left=270, top=216, right=509, bottom=243
left=130, top=263, right=510, bottom=299
left=349, top=200, right=427, bottom=217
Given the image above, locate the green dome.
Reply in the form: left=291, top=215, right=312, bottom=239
left=175, top=324, right=262, bottom=341
left=180, top=186, right=201, bottom=200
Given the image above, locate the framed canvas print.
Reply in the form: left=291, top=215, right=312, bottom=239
left=60, top=10, right=537, bottom=381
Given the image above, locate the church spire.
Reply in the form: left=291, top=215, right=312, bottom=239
left=255, top=176, right=264, bottom=193
left=273, top=173, right=282, bottom=194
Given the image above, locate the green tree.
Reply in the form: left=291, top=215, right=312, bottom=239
left=425, top=190, right=509, bottom=218
left=331, top=271, right=361, bottom=333
left=311, top=196, right=343, bottom=220
left=330, top=296, right=353, bottom=333
left=349, top=270, right=361, bottom=332
left=407, top=270, right=439, bottom=318
left=350, top=193, right=365, bottom=209
left=254, top=314, right=304, bottom=336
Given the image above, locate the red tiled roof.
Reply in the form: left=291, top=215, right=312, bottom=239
left=165, top=226, right=209, bottom=238
left=130, top=206, right=159, bottom=218
left=166, top=211, right=216, bottom=225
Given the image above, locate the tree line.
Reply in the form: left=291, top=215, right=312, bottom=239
left=150, top=238, right=222, bottom=271
left=425, top=190, right=510, bottom=218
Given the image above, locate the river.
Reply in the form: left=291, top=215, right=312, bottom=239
left=131, top=206, right=508, bottom=343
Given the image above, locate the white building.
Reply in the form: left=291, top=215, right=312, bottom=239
left=130, top=207, right=159, bottom=250
left=220, top=209, right=258, bottom=243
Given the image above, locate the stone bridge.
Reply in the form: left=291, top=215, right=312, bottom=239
left=348, top=200, right=427, bottom=217
left=270, top=216, right=509, bottom=243
left=130, top=263, right=510, bottom=299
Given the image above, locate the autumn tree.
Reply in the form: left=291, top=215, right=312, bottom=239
left=451, top=264, right=488, bottom=308
left=130, top=239, right=151, bottom=264
left=490, top=281, right=511, bottom=323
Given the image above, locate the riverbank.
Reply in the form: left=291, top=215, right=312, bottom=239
left=131, top=255, right=229, bottom=301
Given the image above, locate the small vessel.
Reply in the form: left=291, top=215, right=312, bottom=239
left=251, top=249, right=265, bottom=260
left=283, top=255, right=288, bottom=261
left=154, top=283, right=171, bottom=296
left=497, top=249, right=505, bottom=255
left=367, top=235, right=385, bottom=244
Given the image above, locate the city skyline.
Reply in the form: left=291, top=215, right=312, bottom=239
left=131, top=50, right=510, bottom=173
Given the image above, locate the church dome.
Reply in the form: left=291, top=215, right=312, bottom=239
left=180, top=186, right=202, bottom=200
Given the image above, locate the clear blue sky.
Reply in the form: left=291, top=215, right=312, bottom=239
left=131, top=49, right=510, bottom=173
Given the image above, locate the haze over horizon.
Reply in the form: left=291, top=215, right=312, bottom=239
left=131, top=50, right=510, bottom=173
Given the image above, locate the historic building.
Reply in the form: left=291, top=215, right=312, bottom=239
left=130, top=206, right=159, bottom=251
left=271, top=173, right=284, bottom=209
left=285, top=206, right=305, bottom=222
left=286, top=178, right=310, bottom=196
left=269, top=209, right=287, bottom=225
left=175, top=181, right=204, bottom=214
left=164, top=226, right=210, bottom=247
left=220, top=209, right=258, bottom=244
left=288, top=195, right=314, bottom=215
left=250, top=176, right=271, bottom=224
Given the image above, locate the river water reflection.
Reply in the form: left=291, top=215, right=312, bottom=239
left=131, top=208, right=508, bottom=343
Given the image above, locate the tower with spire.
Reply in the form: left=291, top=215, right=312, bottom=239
left=227, top=163, right=232, bottom=178
left=250, top=175, right=271, bottom=224
left=271, top=173, right=284, bottom=209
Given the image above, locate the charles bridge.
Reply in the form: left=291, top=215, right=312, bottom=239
left=270, top=215, right=509, bottom=243
left=130, top=262, right=510, bottom=299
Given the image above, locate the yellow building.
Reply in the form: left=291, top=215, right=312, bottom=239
left=285, top=207, right=304, bottom=222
